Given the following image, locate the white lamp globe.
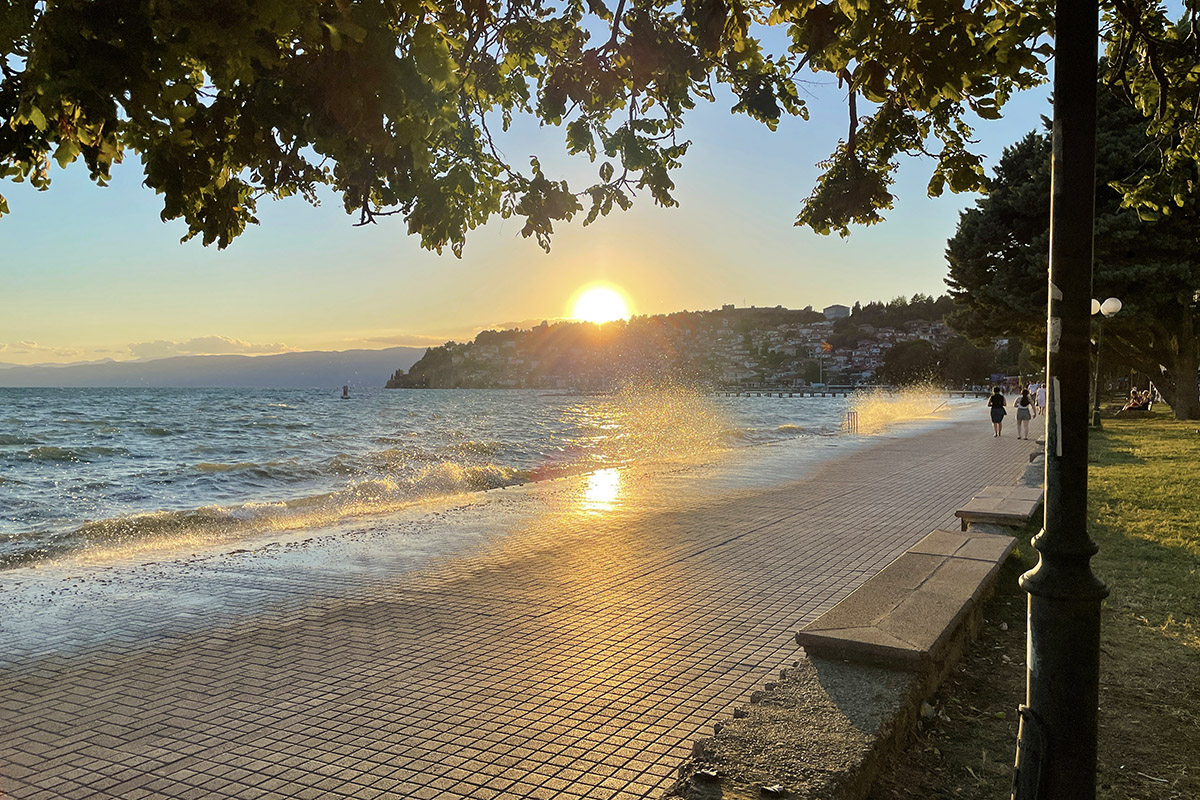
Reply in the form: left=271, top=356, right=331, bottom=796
left=1091, top=299, right=1101, bottom=315
left=1100, top=297, right=1123, bottom=317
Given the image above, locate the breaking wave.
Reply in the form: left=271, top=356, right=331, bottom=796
left=1, top=460, right=535, bottom=569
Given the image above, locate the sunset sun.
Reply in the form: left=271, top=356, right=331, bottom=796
left=571, top=285, right=631, bottom=324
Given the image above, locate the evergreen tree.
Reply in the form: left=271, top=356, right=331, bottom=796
left=946, top=87, right=1200, bottom=419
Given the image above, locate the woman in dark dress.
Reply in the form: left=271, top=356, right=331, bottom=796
left=988, top=386, right=1007, bottom=437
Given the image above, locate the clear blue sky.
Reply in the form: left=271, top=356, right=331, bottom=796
left=0, top=74, right=1050, bottom=366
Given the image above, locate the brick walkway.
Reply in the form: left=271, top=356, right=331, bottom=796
left=0, top=419, right=1037, bottom=800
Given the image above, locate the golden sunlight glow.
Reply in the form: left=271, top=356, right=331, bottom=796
left=582, top=468, right=623, bottom=513
left=845, top=382, right=951, bottom=434
left=570, top=285, right=631, bottom=324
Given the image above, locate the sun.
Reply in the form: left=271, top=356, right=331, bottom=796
left=570, top=285, right=631, bottom=324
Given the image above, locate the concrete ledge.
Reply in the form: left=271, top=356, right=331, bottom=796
left=663, top=657, right=919, bottom=800
left=955, top=485, right=1043, bottom=530
left=663, top=529, right=1017, bottom=800
left=793, top=530, right=1015, bottom=670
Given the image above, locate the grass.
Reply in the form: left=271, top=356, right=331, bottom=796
left=867, top=409, right=1200, bottom=799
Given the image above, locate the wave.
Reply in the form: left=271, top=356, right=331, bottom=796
left=0, top=459, right=534, bottom=570
left=776, top=424, right=804, bottom=433
left=0, top=434, right=41, bottom=445
left=195, top=461, right=261, bottom=473
left=371, top=434, right=419, bottom=444
left=192, top=459, right=325, bottom=483
left=23, top=445, right=131, bottom=462
left=454, top=440, right=502, bottom=457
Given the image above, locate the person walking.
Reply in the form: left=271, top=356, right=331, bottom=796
left=1035, top=383, right=1047, bottom=418
left=988, top=386, right=1007, bottom=437
left=1015, top=388, right=1033, bottom=439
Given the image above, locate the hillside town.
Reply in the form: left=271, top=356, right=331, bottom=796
left=386, top=296, right=987, bottom=390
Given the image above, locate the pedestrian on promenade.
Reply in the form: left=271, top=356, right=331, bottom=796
left=1027, top=382, right=1040, bottom=417
left=1015, top=388, right=1033, bottom=439
left=1035, top=383, right=1047, bottom=418
left=988, top=386, right=1007, bottom=437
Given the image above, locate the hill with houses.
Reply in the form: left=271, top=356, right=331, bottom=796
left=385, top=295, right=998, bottom=391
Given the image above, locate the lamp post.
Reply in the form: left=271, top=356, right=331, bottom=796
left=1091, top=297, right=1122, bottom=428
left=1012, top=0, right=1108, bottom=797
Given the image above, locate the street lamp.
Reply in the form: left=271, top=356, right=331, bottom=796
left=1091, top=296, right=1122, bottom=427
left=1013, top=3, right=1108, bottom=796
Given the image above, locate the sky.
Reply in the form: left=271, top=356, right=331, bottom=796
left=0, top=66, right=1051, bottom=367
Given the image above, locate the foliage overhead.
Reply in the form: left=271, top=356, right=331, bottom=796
left=2, top=1, right=1197, bottom=252
left=0, top=0, right=1048, bottom=250
left=945, top=87, right=1200, bottom=420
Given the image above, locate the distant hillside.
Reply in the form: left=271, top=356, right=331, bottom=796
left=0, top=347, right=426, bottom=388
left=384, top=297, right=974, bottom=390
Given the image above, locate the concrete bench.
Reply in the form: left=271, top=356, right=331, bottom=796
left=795, top=529, right=1015, bottom=670
left=955, top=484, right=1043, bottom=531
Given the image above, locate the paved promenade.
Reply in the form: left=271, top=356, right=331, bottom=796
left=0, top=419, right=1037, bottom=800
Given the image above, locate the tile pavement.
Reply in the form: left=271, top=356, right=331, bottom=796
left=0, top=420, right=1038, bottom=799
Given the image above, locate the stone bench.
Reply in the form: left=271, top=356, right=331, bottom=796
left=794, top=529, right=1015, bottom=671
left=955, top=484, right=1044, bottom=531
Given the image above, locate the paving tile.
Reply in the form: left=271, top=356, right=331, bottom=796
left=0, top=419, right=1033, bottom=800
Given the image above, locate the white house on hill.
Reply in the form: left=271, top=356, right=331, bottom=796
left=823, top=304, right=851, bottom=320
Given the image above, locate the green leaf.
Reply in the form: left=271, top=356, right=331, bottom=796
left=323, top=22, right=343, bottom=49
left=27, top=106, right=48, bottom=131
left=53, top=140, right=80, bottom=170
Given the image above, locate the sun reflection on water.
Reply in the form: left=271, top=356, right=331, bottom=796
left=582, top=468, right=622, bottom=513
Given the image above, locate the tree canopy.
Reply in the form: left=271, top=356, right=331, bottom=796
left=945, top=87, right=1200, bottom=419
left=1, top=2, right=1198, bottom=252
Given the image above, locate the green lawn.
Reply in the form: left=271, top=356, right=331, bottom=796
left=1090, top=416, right=1200, bottom=648
left=1088, top=414, right=1199, bottom=797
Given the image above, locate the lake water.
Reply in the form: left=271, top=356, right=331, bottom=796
left=0, top=386, right=867, bottom=568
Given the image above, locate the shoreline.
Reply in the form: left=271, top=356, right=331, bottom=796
left=0, top=408, right=981, bottom=668
left=1, top=401, right=975, bottom=583
left=1, top=389, right=977, bottom=572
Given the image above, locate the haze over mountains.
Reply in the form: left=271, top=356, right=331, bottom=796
left=0, top=347, right=426, bottom=388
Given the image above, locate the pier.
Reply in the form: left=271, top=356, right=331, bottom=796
left=717, top=385, right=990, bottom=399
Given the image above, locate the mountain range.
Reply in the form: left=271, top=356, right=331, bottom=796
left=0, top=347, right=426, bottom=388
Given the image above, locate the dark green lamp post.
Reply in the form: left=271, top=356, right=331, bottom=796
left=1012, top=0, right=1108, bottom=797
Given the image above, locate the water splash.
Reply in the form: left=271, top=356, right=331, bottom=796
left=845, top=384, right=952, bottom=433
left=599, top=380, right=734, bottom=461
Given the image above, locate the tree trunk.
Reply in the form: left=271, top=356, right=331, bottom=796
left=1106, top=309, right=1200, bottom=420
left=1161, top=309, right=1200, bottom=420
